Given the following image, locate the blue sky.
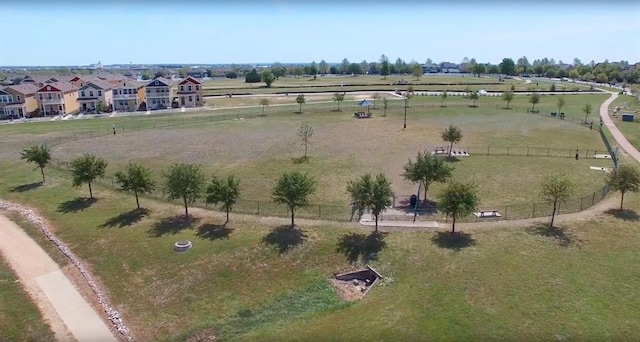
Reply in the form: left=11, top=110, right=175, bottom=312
left=2, top=1, right=639, bottom=66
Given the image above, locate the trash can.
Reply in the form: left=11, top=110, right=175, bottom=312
left=410, top=195, right=417, bottom=208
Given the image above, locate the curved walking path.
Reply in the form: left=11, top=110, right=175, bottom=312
left=599, top=91, right=640, bottom=163
left=0, top=214, right=118, bottom=342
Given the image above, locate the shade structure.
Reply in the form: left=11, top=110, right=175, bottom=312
left=358, top=99, right=372, bottom=113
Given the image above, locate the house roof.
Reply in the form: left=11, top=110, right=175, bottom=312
left=80, top=79, right=113, bottom=91
left=179, top=76, right=203, bottom=85
left=3, top=83, right=39, bottom=96
left=114, top=79, right=144, bottom=89
left=36, top=82, right=78, bottom=93
left=22, top=75, right=56, bottom=84
left=68, top=75, right=100, bottom=83
left=147, top=77, right=171, bottom=87
left=0, top=89, right=10, bottom=96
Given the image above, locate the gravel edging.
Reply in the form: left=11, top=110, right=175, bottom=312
left=0, top=199, right=133, bottom=342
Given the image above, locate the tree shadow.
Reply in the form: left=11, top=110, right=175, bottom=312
left=9, top=182, right=42, bottom=193
left=444, top=156, right=461, bottom=163
left=262, top=225, right=307, bottom=254
left=57, top=197, right=97, bottom=213
left=99, top=208, right=150, bottom=228
left=147, top=215, right=200, bottom=237
left=431, top=231, right=476, bottom=251
left=605, top=208, right=640, bottom=221
left=336, top=231, right=388, bottom=263
left=196, top=223, right=233, bottom=241
left=526, top=223, right=579, bottom=247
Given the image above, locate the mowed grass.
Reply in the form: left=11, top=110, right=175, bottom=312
left=608, top=94, right=640, bottom=151
left=0, top=91, right=637, bottom=341
left=0, top=163, right=638, bottom=341
left=0, top=255, right=55, bottom=341
left=46, top=97, right=609, bottom=208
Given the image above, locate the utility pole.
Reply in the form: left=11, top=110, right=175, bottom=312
left=403, top=95, right=409, bottom=129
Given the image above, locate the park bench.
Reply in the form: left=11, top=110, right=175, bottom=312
left=354, top=112, right=371, bottom=119
left=474, top=210, right=501, bottom=218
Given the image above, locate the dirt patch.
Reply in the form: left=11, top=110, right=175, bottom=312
left=329, top=278, right=366, bottom=302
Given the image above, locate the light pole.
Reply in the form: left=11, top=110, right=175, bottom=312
left=403, top=96, right=407, bottom=129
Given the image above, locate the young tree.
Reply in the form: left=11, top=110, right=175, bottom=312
left=295, top=94, right=306, bottom=113
left=96, top=101, right=106, bottom=113
left=382, top=97, right=389, bottom=116
left=380, top=55, right=390, bottom=79
left=369, top=173, right=394, bottom=232
left=346, top=173, right=373, bottom=221
left=272, top=171, right=316, bottom=227
left=441, top=125, right=464, bottom=156
left=298, top=121, right=314, bottom=159
left=502, top=90, right=514, bottom=109
left=259, top=98, right=270, bottom=116
left=70, top=153, right=108, bottom=199
left=346, top=173, right=394, bottom=232
left=261, top=70, right=275, bottom=87
left=333, top=92, right=345, bottom=111
left=402, top=151, right=454, bottom=202
left=529, top=92, right=540, bottom=112
left=557, top=96, right=566, bottom=114
left=440, top=90, right=448, bottom=107
left=114, top=163, right=156, bottom=209
left=407, top=85, right=415, bottom=96
left=582, top=103, right=592, bottom=123
left=438, top=180, right=479, bottom=233
left=468, top=91, right=479, bottom=107
left=372, top=92, right=380, bottom=109
left=20, top=144, right=51, bottom=183
left=205, top=175, right=240, bottom=224
left=607, top=164, right=640, bottom=210
left=163, top=163, right=205, bottom=217
left=411, top=63, right=423, bottom=80
left=540, top=173, right=574, bottom=228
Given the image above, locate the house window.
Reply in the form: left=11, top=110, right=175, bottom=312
left=189, top=96, right=192, bottom=101
left=57, top=94, right=61, bottom=99
left=81, top=91, right=86, bottom=97
left=17, top=96, right=21, bottom=101
left=58, top=105, right=62, bottom=110
left=188, top=85, right=192, bottom=91
left=196, top=96, right=199, bottom=101
left=39, top=94, right=43, bottom=100
left=98, top=91, right=102, bottom=96
left=152, top=100, right=156, bottom=104
left=47, top=94, right=52, bottom=99
left=196, top=86, right=199, bottom=90
left=89, top=91, right=94, bottom=97
left=180, top=86, right=184, bottom=91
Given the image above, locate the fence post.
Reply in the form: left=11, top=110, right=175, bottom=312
left=532, top=203, right=536, bottom=218
left=507, top=147, right=510, bottom=156
left=256, top=201, right=260, bottom=215
left=318, top=205, right=322, bottom=218
left=527, top=147, right=529, bottom=156
left=487, top=146, right=490, bottom=155
left=547, top=148, right=550, bottom=157
left=504, top=206, right=508, bottom=220
left=592, top=192, right=596, bottom=205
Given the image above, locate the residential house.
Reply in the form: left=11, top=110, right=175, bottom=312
left=20, top=75, right=59, bottom=89
left=176, top=76, right=203, bottom=108
left=77, top=79, right=113, bottom=113
left=187, top=69, right=207, bottom=78
left=439, top=62, right=460, bottom=73
left=68, top=75, right=99, bottom=88
left=112, top=80, right=145, bottom=112
left=0, top=83, right=39, bottom=117
left=422, top=63, right=439, bottom=74
left=145, top=77, right=172, bottom=110
left=35, top=82, right=79, bottom=116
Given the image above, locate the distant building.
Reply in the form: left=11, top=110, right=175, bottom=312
left=35, top=82, right=79, bottom=116
left=112, top=80, right=145, bottom=112
left=145, top=77, right=172, bottom=110
left=77, top=79, right=113, bottom=113
left=176, top=77, right=203, bottom=108
left=422, top=63, right=439, bottom=73
left=0, top=83, right=39, bottom=117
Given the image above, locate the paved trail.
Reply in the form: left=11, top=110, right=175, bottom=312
left=599, top=91, right=640, bottom=163
left=0, top=214, right=118, bottom=342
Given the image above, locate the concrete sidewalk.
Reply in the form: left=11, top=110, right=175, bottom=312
left=599, top=91, right=640, bottom=163
left=359, top=212, right=439, bottom=229
left=0, top=214, right=117, bottom=342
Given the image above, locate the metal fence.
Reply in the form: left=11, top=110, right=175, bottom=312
left=392, top=184, right=610, bottom=223
left=599, top=124, right=619, bottom=169
left=42, top=100, right=614, bottom=224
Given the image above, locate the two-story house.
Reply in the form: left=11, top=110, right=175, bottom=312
left=176, top=76, right=203, bottom=108
left=145, top=77, right=172, bottom=110
left=77, top=79, right=113, bottom=113
left=35, top=82, right=79, bottom=116
left=112, top=80, right=145, bottom=112
left=0, top=84, right=39, bottom=117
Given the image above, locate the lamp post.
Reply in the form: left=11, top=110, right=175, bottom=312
left=403, top=94, right=410, bottom=129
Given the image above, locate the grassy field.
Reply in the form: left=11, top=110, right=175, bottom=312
left=201, top=75, right=593, bottom=96
left=0, top=163, right=638, bottom=341
left=36, top=96, right=610, bottom=208
left=0, top=255, right=55, bottom=341
left=0, top=92, right=634, bottom=341
left=608, top=94, right=640, bottom=151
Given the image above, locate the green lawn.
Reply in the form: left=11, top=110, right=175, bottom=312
left=0, top=255, right=55, bottom=341
left=0, top=92, right=635, bottom=341
left=608, top=94, right=640, bottom=151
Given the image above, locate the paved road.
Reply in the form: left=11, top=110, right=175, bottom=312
left=0, top=215, right=118, bottom=342
left=599, top=91, right=640, bottom=163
